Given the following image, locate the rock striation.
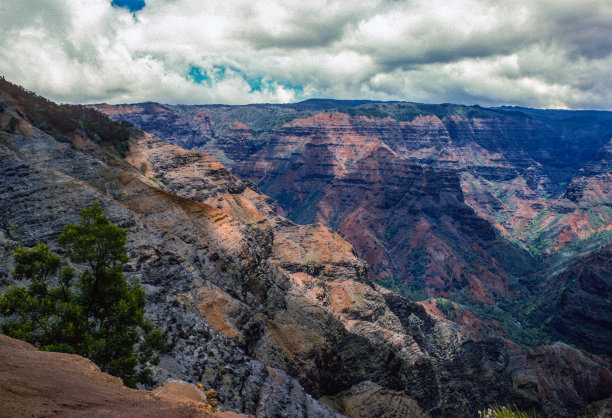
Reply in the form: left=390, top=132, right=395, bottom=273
left=2, top=81, right=611, bottom=417
left=95, top=101, right=612, bottom=309
left=527, top=243, right=612, bottom=357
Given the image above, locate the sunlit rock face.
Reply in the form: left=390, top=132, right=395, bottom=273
left=1, top=84, right=605, bottom=417
left=96, top=101, right=612, bottom=305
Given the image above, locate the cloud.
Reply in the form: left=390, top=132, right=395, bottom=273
left=0, top=0, right=611, bottom=109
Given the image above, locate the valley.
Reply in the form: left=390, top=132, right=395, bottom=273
left=95, top=98, right=612, bottom=353
left=0, top=77, right=611, bottom=417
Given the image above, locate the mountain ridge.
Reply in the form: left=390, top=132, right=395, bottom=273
left=1, top=78, right=611, bottom=417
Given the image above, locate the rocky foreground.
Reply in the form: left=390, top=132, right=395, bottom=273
left=1, top=80, right=611, bottom=417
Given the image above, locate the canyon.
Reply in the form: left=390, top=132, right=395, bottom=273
left=96, top=99, right=612, bottom=349
left=1, top=79, right=611, bottom=417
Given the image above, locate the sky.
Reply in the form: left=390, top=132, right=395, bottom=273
left=1, top=0, right=611, bottom=109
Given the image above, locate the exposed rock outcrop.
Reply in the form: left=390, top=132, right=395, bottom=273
left=322, top=381, right=426, bottom=418
left=2, top=80, right=611, bottom=418
left=528, top=243, right=612, bottom=357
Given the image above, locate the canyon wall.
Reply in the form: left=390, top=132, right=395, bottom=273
left=0, top=82, right=610, bottom=416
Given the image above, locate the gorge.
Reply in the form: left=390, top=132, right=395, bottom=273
left=1, top=78, right=611, bottom=417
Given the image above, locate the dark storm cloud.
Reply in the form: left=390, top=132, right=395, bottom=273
left=237, top=6, right=360, bottom=49
left=0, top=0, right=610, bottom=109
left=542, top=3, right=612, bottom=60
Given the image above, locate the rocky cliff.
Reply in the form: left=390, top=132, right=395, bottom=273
left=516, top=243, right=612, bottom=357
left=2, top=80, right=611, bottom=417
left=95, top=101, right=612, bottom=348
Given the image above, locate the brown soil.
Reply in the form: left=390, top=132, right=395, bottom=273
left=0, top=335, right=240, bottom=417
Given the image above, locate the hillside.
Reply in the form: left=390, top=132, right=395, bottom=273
left=94, top=98, right=612, bottom=351
left=1, top=78, right=611, bottom=417
left=0, top=334, right=235, bottom=417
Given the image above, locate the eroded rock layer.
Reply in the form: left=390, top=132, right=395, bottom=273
left=1, top=82, right=610, bottom=417
left=95, top=101, right=612, bottom=309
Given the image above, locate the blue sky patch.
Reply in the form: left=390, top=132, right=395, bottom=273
left=246, top=75, right=305, bottom=99
left=281, top=81, right=304, bottom=97
left=187, top=64, right=304, bottom=100
left=188, top=65, right=228, bottom=86
left=188, top=65, right=209, bottom=85
left=246, top=77, right=263, bottom=93
left=111, top=0, right=146, bottom=13
left=237, top=69, right=303, bottom=97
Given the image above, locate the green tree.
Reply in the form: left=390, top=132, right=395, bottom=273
left=0, top=243, right=88, bottom=353
left=0, top=202, right=165, bottom=387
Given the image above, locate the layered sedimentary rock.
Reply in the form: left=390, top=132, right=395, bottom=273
left=564, top=137, right=612, bottom=207
left=527, top=243, right=612, bottom=357
left=3, top=83, right=611, bottom=417
left=96, top=102, right=612, bottom=306
left=94, top=102, right=215, bottom=150
left=231, top=113, right=540, bottom=302
left=321, top=381, right=426, bottom=418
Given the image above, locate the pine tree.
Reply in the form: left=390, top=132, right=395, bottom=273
left=0, top=243, right=87, bottom=353
left=0, top=202, right=165, bottom=387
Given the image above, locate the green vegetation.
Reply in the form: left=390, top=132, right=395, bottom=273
left=0, top=202, right=165, bottom=387
left=435, top=298, right=457, bottom=321
left=587, top=206, right=612, bottom=229
left=375, top=247, right=431, bottom=302
left=376, top=276, right=428, bottom=301
left=305, top=250, right=322, bottom=263
left=474, top=299, right=551, bottom=348
left=383, top=224, right=399, bottom=240
left=478, top=405, right=538, bottom=417
left=0, top=77, right=136, bottom=157
left=376, top=276, right=399, bottom=292
left=409, top=248, right=428, bottom=279
left=332, top=102, right=503, bottom=122
left=399, top=286, right=428, bottom=301
left=336, top=105, right=391, bottom=119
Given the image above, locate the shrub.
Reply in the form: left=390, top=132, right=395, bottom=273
left=478, top=405, right=538, bottom=417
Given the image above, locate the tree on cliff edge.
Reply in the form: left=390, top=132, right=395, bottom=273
left=0, top=202, right=165, bottom=388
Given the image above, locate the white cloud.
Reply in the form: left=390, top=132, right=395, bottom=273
left=0, top=0, right=610, bottom=109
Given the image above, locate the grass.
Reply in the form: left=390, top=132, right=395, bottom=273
left=478, top=405, right=538, bottom=417
left=436, top=297, right=457, bottom=320
left=305, top=250, right=322, bottom=264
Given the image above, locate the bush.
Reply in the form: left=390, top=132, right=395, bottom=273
left=478, top=405, right=538, bottom=417
left=435, top=297, right=457, bottom=320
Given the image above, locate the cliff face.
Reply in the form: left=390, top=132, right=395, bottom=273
left=2, top=82, right=611, bottom=417
left=230, top=113, right=545, bottom=304
left=564, top=137, right=612, bottom=207
left=95, top=102, right=612, bottom=307
left=521, top=243, right=612, bottom=357
left=94, top=102, right=215, bottom=150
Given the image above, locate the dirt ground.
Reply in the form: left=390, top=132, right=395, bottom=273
left=0, top=335, right=242, bottom=417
